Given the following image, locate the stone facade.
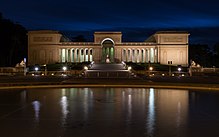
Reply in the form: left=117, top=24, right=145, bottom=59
left=28, top=30, right=189, bottom=66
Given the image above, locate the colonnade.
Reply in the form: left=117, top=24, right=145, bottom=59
left=121, top=48, right=158, bottom=63
left=60, top=48, right=93, bottom=63
left=59, top=47, right=158, bottom=63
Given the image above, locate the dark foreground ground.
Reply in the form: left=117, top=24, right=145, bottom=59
left=0, top=75, right=219, bottom=90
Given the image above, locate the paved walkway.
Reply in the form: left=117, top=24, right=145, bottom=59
left=0, top=75, right=219, bottom=90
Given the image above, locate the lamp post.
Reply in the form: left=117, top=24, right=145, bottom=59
left=149, top=66, right=153, bottom=76
left=34, top=67, right=39, bottom=75
left=168, top=61, right=172, bottom=76
left=178, top=67, right=182, bottom=76
left=63, top=66, right=67, bottom=75
left=43, top=64, right=47, bottom=76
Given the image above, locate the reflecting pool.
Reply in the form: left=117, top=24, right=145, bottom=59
left=0, top=88, right=219, bottom=137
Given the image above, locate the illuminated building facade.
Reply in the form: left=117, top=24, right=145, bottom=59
left=28, top=30, right=189, bottom=66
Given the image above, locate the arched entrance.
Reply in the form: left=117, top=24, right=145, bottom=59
left=101, top=38, right=114, bottom=63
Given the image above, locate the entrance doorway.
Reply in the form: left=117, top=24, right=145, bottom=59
left=101, top=38, right=114, bottom=63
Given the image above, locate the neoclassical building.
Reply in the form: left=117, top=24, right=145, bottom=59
left=28, top=30, right=189, bottom=66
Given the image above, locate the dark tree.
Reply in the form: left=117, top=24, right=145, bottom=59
left=213, top=42, right=219, bottom=67
left=189, top=44, right=213, bottom=67
left=72, top=35, right=87, bottom=42
left=0, top=13, right=27, bottom=67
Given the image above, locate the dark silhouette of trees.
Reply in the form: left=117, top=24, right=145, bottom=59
left=0, top=13, right=27, bottom=67
left=189, top=44, right=214, bottom=67
left=72, top=35, right=87, bottom=42
left=213, top=42, right=219, bottom=67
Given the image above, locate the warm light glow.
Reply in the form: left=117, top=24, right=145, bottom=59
left=51, top=73, right=54, bottom=76
left=149, top=67, right=153, bottom=71
left=60, top=96, right=69, bottom=126
left=128, top=66, right=132, bottom=70
left=32, top=101, right=40, bottom=122
left=147, top=88, right=155, bottom=136
left=35, top=67, right=39, bottom=71
left=63, top=66, right=67, bottom=71
left=84, top=66, right=88, bottom=70
left=162, top=73, right=165, bottom=76
left=178, top=67, right=182, bottom=72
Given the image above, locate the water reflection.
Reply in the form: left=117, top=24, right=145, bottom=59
left=32, top=100, right=40, bottom=123
left=128, top=93, right=132, bottom=121
left=83, top=88, right=93, bottom=121
left=146, top=88, right=155, bottom=136
left=60, top=96, right=69, bottom=126
left=20, top=90, right=27, bottom=105
left=4, top=88, right=218, bottom=137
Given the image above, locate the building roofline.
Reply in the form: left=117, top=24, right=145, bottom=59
left=155, top=31, right=189, bottom=34
left=28, top=30, right=60, bottom=34
left=94, top=32, right=122, bottom=34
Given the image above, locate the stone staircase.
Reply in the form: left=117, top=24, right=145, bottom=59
left=84, top=63, right=131, bottom=78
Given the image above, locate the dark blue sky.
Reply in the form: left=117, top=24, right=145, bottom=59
left=1, top=0, right=219, bottom=46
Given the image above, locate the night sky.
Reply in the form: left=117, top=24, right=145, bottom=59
left=1, top=0, right=219, bottom=46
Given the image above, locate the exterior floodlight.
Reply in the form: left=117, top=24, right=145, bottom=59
left=63, top=66, right=67, bottom=71
left=84, top=66, right=88, bottom=70
left=128, top=66, right=132, bottom=70
left=149, top=67, right=153, bottom=71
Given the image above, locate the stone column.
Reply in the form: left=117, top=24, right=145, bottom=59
left=59, top=49, right=62, bottom=63
left=155, top=47, right=158, bottom=63
left=65, top=49, right=68, bottom=62
left=148, top=48, right=151, bottom=63
left=70, top=49, right=72, bottom=62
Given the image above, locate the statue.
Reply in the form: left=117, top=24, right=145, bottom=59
left=15, top=60, right=25, bottom=67
left=191, top=60, right=196, bottom=67
left=106, top=55, right=110, bottom=63
left=190, top=60, right=201, bottom=68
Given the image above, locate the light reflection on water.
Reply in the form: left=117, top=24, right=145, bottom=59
left=60, top=96, right=68, bottom=126
left=146, top=88, right=155, bottom=136
left=0, top=88, right=219, bottom=137
left=32, top=100, right=40, bottom=123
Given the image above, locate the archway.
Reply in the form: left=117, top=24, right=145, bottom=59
left=101, top=38, right=114, bottom=63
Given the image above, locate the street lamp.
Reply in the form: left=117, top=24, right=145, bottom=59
left=62, top=66, right=67, bottom=76
left=43, top=64, right=47, bottom=76
left=168, top=61, right=172, bottom=76
left=35, top=67, right=39, bottom=71
left=84, top=66, right=88, bottom=70
left=63, top=66, right=67, bottom=71
left=34, top=67, right=39, bottom=75
left=178, top=67, right=182, bottom=76
left=149, top=66, right=153, bottom=76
